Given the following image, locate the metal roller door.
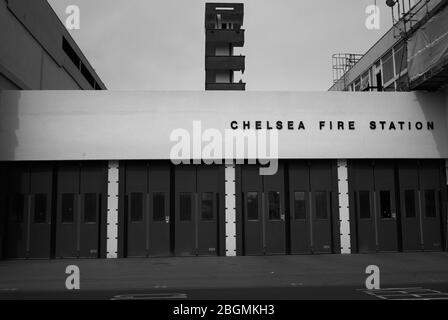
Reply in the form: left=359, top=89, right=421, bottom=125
left=55, top=162, right=107, bottom=258
left=123, top=161, right=172, bottom=257
left=174, top=164, right=224, bottom=256
left=350, top=160, right=398, bottom=253
left=5, top=164, right=53, bottom=259
left=239, top=163, right=286, bottom=255
left=289, top=160, right=335, bottom=254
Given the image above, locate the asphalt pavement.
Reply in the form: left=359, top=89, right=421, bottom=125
left=0, top=252, right=447, bottom=300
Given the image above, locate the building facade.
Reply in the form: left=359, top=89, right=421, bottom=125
left=0, top=90, right=447, bottom=259
left=0, top=0, right=105, bottom=90
left=329, top=0, right=448, bottom=92
left=0, top=0, right=105, bottom=259
left=0, top=1, right=447, bottom=261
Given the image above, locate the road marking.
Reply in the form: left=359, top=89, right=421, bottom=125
left=360, top=287, right=448, bottom=300
left=0, top=288, right=18, bottom=292
left=111, top=293, right=188, bottom=300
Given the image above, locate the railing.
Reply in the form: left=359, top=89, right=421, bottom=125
left=391, top=0, right=445, bottom=39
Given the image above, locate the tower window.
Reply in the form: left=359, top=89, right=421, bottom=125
left=215, top=71, right=231, bottom=83
left=220, top=23, right=233, bottom=30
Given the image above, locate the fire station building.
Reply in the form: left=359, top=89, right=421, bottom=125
left=0, top=1, right=447, bottom=260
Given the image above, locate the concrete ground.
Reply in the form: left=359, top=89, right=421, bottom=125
left=0, top=252, right=447, bottom=299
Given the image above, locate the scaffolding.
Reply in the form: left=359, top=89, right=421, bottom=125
left=388, top=0, right=448, bottom=90
left=332, top=53, right=364, bottom=87
left=389, top=0, right=439, bottom=40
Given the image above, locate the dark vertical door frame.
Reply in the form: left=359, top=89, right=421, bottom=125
left=76, top=164, right=82, bottom=256
left=331, top=160, right=341, bottom=253
left=284, top=161, right=291, bottom=255
left=218, top=164, right=226, bottom=257
left=169, top=162, right=176, bottom=255
left=261, top=181, right=266, bottom=254
left=50, top=162, right=58, bottom=259
left=440, top=161, right=448, bottom=252
left=117, top=162, right=126, bottom=258
left=194, top=191, right=199, bottom=255
left=394, top=160, right=403, bottom=252
left=372, top=160, right=379, bottom=252
left=146, top=162, right=150, bottom=256
left=347, top=160, right=358, bottom=253
left=235, top=164, right=244, bottom=256
left=417, top=160, right=425, bottom=250
left=308, top=161, right=314, bottom=252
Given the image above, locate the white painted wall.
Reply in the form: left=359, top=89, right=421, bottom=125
left=337, top=160, right=351, bottom=254
left=225, top=164, right=236, bottom=256
left=107, top=161, right=119, bottom=258
left=0, top=91, right=447, bottom=161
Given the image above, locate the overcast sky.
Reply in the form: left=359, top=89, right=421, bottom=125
left=48, top=0, right=394, bottom=91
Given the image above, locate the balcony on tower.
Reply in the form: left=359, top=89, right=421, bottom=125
left=205, top=55, right=245, bottom=72
left=205, top=3, right=245, bottom=91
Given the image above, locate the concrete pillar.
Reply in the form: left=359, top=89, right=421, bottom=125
left=107, top=161, right=119, bottom=259
left=225, top=163, right=236, bottom=256
left=337, top=159, right=351, bottom=254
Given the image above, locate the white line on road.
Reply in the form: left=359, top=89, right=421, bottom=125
left=360, top=287, right=448, bottom=300
left=111, top=293, right=188, bottom=300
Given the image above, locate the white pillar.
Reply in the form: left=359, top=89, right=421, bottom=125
left=337, top=159, right=351, bottom=254
left=225, top=163, right=236, bottom=256
left=107, top=161, right=119, bottom=259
